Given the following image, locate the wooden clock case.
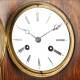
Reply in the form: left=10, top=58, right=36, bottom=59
left=0, top=0, right=80, bottom=80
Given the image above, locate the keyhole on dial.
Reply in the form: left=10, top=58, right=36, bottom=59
left=48, top=46, right=53, bottom=52
left=25, top=45, right=30, bottom=50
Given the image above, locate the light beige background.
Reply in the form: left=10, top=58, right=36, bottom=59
left=0, top=0, right=50, bottom=27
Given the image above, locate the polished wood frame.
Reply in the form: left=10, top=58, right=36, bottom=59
left=0, top=20, right=6, bottom=66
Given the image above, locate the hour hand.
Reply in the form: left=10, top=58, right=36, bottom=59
left=25, top=30, right=36, bottom=39
left=18, top=27, right=36, bottom=39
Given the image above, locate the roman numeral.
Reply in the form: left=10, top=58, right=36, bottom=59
left=27, top=55, right=31, bottom=62
left=36, top=12, right=39, bottom=21
left=18, top=47, right=24, bottom=53
left=56, top=39, right=65, bottom=41
left=53, top=49, right=63, bottom=56
left=13, top=39, right=22, bottom=41
left=38, top=58, right=41, bottom=68
left=25, top=16, right=30, bottom=24
left=45, top=15, right=51, bottom=23
left=48, top=57, right=53, bottom=65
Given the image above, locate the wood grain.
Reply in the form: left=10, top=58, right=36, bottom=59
left=0, top=0, right=80, bottom=80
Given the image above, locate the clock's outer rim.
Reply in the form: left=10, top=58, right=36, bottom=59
left=6, top=1, right=75, bottom=77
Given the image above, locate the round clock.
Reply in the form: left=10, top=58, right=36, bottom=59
left=7, top=2, right=74, bottom=77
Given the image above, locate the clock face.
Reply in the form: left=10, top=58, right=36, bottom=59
left=7, top=2, right=74, bottom=77
left=12, top=7, right=69, bottom=71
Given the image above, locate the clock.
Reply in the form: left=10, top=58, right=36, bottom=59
left=6, top=2, right=74, bottom=77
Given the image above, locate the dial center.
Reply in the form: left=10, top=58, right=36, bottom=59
left=35, top=37, right=41, bottom=43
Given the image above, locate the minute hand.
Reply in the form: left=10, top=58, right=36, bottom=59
left=40, top=24, right=62, bottom=38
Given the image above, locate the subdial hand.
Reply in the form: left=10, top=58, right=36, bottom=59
left=40, top=24, right=62, bottom=38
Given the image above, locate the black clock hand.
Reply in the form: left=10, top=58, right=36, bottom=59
left=18, top=27, right=36, bottom=39
left=18, top=27, right=42, bottom=43
left=26, top=31, right=36, bottom=39
left=40, top=24, right=62, bottom=38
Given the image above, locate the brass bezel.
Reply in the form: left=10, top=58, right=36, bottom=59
left=6, top=2, right=75, bottom=77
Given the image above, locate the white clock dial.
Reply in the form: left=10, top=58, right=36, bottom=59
left=12, top=7, right=70, bottom=71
